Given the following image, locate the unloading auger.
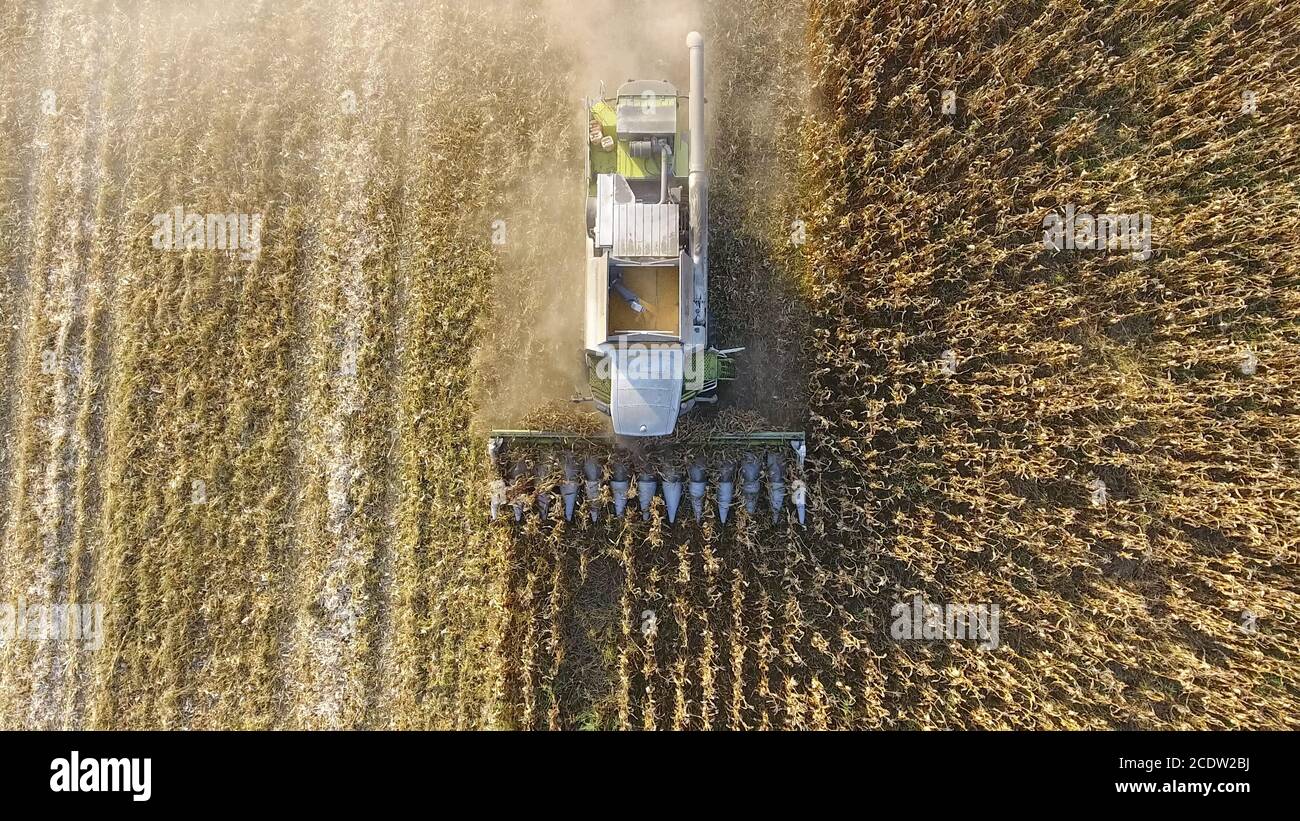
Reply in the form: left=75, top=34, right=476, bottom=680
left=487, top=32, right=808, bottom=526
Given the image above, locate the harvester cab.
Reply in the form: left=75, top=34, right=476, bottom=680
left=488, top=32, right=807, bottom=525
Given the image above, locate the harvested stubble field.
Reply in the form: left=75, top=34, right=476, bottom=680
left=0, top=0, right=1296, bottom=730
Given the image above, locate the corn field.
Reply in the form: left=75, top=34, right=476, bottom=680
left=0, top=0, right=1296, bottom=730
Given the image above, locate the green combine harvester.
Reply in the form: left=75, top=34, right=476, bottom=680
left=488, top=32, right=806, bottom=525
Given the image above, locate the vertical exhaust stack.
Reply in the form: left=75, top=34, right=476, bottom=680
left=687, top=31, right=708, bottom=331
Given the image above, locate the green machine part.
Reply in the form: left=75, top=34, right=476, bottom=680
left=588, top=96, right=691, bottom=194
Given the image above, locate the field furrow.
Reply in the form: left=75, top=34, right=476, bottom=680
left=0, top=0, right=111, bottom=729
left=285, top=0, right=411, bottom=730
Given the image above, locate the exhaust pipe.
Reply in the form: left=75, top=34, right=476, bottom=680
left=687, top=32, right=708, bottom=329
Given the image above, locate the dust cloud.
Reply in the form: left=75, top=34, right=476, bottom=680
left=538, top=0, right=705, bottom=91
left=472, top=0, right=705, bottom=431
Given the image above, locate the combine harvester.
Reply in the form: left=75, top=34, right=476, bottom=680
left=489, top=32, right=805, bottom=525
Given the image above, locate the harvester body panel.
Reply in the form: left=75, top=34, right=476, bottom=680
left=608, top=343, right=683, bottom=437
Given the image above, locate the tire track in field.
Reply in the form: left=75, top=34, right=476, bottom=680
left=368, top=115, right=415, bottom=726
left=55, top=2, right=136, bottom=728
left=288, top=0, right=409, bottom=728
left=0, top=0, right=108, bottom=730
left=0, top=3, right=43, bottom=574
left=0, top=0, right=48, bottom=723
left=0, top=2, right=48, bottom=610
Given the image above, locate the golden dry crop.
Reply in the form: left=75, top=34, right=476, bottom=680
left=0, top=0, right=1295, bottom=730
